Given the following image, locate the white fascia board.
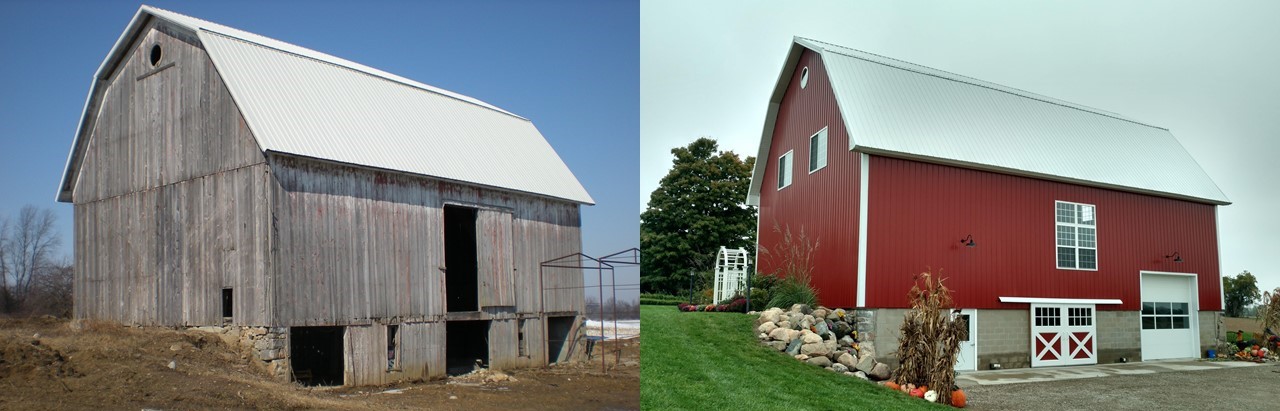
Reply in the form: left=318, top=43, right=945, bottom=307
left=999, top=296, right=1123, bottom=305
left=856, top=152, right=869, bottom=307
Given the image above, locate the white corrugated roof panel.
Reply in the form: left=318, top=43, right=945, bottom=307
left=748, top=37, right=1227, bottom=205
left=58, top=5, right=592, bottom=204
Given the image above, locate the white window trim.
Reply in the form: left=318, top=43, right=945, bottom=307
left=777, top=150, right=793, bottom=190
left=808, top=127, right=828, bottom=174
left=1055, top=200, right=1098, bottom=271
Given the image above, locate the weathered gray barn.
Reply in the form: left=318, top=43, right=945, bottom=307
left=56, top=5, right=593, bottom=385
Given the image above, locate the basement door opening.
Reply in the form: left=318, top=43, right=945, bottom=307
left=444, top=205, right=479, bottom=312
left=290, top=326, right=345, bottom=386
left=446, top=320, right=490, bottom=375
left=546, top=316, right=576, bottom=364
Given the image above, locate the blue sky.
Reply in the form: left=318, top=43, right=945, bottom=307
left=0, top=1, right=639, bottom=298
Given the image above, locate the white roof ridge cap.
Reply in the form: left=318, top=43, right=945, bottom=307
left=800, top=38, right=1168, bottom=131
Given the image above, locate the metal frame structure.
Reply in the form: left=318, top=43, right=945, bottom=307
left=713, top=246, right=750, bottom=303
left=539, top=248, right=640, bottom=373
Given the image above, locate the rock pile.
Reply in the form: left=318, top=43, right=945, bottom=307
left=754, top=304, right=891, bottom=381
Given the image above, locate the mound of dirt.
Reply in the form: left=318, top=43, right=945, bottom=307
left=0, top=317, right=639, bottom=410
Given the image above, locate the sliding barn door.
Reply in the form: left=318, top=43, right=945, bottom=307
left=477, top=209, right=515, bottom=308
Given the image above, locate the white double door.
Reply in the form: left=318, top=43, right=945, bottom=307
left=1030, top=303, right=1097, bottom=367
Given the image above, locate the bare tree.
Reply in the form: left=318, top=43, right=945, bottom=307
left=26, top=259, right=73, bottom=317
left=1, top=206, right=61, bottom=309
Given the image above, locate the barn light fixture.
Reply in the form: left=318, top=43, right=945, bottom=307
left=959, top=234, right=976, bottom=247
left=1164, top=252, right=1183, bottom=263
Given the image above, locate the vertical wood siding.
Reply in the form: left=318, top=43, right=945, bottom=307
left=269, top=155, right=584, bottom=326
left=478, top=209, right=516, bottom=307
left=73, top=20, right=270, bottom=326
left=756, top=49, right=862, bottom=308
left=866, top=156, right=1221, bottom=311
left=401, top=321, right=446, bottom=380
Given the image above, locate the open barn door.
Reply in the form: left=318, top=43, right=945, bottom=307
left=477, top=209, right=515, bottom=308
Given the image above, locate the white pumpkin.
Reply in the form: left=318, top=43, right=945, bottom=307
left=924, top=390, right=938, bottom=403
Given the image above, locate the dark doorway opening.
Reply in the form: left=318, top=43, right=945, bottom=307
left=221, top=288, right=233, bottom=321
left=444, top=205, right=479, bottom=312
left=290, top=326, right=344, bottom=386
left=546, top=316, right=576, bottom=364
left=446, top=320, right=490, bottom=375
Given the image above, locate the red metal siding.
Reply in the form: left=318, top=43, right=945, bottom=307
left=757, top=49, right=860, bottom=308
left=865, top=156, right=1221, bottom=311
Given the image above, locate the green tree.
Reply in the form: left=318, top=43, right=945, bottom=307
left=1223, top=271, right=1261, bottom=318
left=641, top=138, right=756, bottom=296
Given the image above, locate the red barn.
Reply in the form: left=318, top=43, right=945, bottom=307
left=748, top=37, right=1229, bottom=370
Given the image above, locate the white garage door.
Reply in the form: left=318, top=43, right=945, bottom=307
left=1140, top=273, right=1198, bottom=360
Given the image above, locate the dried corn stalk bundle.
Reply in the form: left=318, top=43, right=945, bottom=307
left=893, top=271, right=965, bottom=405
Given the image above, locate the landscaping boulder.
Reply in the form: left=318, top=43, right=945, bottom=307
left=869, top=362, right=891, bottom=381
left=800, top=342, right=831, bottom=356
left=813, top=321, right=830, bottom=337
left=790, top=304, right=813, bottom=315
left=812, top=308, right=829, bottom=319
left=785, top=339, right=803, bottom=356
left=839, top=335, right=856, bottom=347
left=832, top=363, right=849, bottom=373
left=777, top=320, right=792, bottom=330
left=766, top=341, right=787, bottom=351
left=794, top=354, right=809, bottom=361
left=855, top=355, right=876, bottom=374
left=805, top=356, right=832, bottom=368
left=801, top=330, right=822, bottom=344
left=853, top=371, right=870, bottom=380
left=833, top=321, right=852, bottom=338
left=759, top=307, right=783, bottom=324
left=767, top=327, right=790, bottom=342
left=837, top=352, right=857, bottom=369
left=799, top=316, right=814, bottom=330
left=831, top=308, right=846, bottom=320
left=758, top=321, right=778, bottom=335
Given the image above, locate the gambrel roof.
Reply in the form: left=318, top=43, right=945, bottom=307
left=58, top=5, right=593, bottom=205
left=748, top=37, right=1229, bottom=206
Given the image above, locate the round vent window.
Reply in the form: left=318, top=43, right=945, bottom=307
left=800, top=66, right=809, bottom=89
left=150, top=44, right=162, bottom=66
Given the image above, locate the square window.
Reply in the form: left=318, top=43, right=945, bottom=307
left=1078, top=228, right=1096, bottom=248
left=1078, top=249, right=1096, bottom=269
left=1142, top=317, right=1155, bottom=329
left=1054, top=245, right=1075, bottom=268
left=1157, top=302, right=1172, bottom=315
left=1056, top=202, right=1075, bottom=223
left=808, top=128, right=827, bottom=173
left=1079, top=205, right=1096, bottom=226
left=1156, top=317, right=1172, bottom=329
left=1142, top=302, right=1154, bottom=315
left=1172, top=316, right=1188, bottom=329
left=1172, top=302, right=1188, bottom=315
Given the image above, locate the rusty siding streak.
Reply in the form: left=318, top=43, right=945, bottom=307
left=72, top=20, right=271, bottom=326
left=866, top=156, right=1221, bottom=311
left=757, top=49, right=861, bottom=308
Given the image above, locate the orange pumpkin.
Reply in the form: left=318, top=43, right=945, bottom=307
left=951, top=389, right=967, bottom=408
left=885, top=381, right=900, bottom=391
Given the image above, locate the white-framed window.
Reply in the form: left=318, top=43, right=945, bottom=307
left=808, top=127, right=828, bottom=174
left=1067, top=307, right=1094, bottom=326
left=1141, top=301, right=1190, bottom=330
left=1034, top=306, right=1061, bottom=326
left=777, top=150, right=793, bottom=190
left=1055, top=201, right=1097, bottom=270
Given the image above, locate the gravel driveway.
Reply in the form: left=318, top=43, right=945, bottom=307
left=960, top=362, right=1280, bottom=410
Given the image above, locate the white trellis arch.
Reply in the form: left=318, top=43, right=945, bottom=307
left=713, top=246, right=751, bottom=303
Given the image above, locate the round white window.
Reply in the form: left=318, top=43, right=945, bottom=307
left=800, top=66, right=809, bottom=89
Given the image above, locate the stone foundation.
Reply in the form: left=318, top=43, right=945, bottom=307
left=191, top=325, right=291, bottom=381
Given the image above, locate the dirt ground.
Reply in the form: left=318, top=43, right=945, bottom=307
left=963, top=362, right=1280, bottom=410
left=0, top=317, right=638, bottom=410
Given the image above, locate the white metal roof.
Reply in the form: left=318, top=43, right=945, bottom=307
left=58, top=5, right=593, bottom=205
left=748, top=37, right=1229, bottom=206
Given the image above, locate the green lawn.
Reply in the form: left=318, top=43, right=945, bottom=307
left=640, top=305, right=946, bottom=410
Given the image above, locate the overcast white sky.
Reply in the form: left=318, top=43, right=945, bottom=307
left=641, top=0, right=1280, bottom=295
